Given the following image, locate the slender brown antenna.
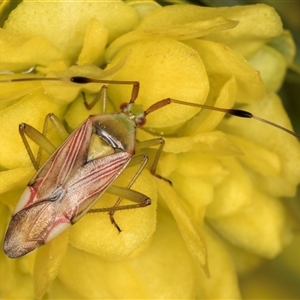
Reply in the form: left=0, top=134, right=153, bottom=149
left=145, top=98, right=300, bottom=139
left=1, top=76, right=299, bottom=139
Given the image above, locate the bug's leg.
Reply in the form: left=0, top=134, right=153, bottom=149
left=89, top=154, right=150, bottom=231
left=89, top=185, right=151, bottom=232
left=80, top=79, right=139, bottom=113
left=82, top=85, right=108, bottom=113
left=43, top=113, right=69, bottom=140
left=19, top=113, right=68, bottom=170
left=136, top=138, right=171, bottom=184
left=70, top=76, right=140, bottom=103
left=99, top=186, right=152, bottom=210
left=36, top=113, right=68, bottom=167
left=19, top=124, right=55, bottom=170
left=109, top=154, right=150, bottom=229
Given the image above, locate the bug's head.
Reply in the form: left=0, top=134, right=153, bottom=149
left=120, top=102, right=147, bottom=126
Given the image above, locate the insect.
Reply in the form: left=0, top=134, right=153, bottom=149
left=2, top=75, right=300, bottom=259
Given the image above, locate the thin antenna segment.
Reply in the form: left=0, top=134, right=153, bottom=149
left=1, top=76, right=299, bottom=140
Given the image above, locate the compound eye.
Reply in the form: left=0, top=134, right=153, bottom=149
left=120, top=102, right=129, bottom=112
left=136, top=116, right=146, bottom=126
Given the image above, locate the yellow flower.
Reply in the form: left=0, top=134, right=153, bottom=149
left=0, top=1, right=299, bottom=299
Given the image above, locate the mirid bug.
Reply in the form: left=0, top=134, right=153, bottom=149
left=2, top=75, right=300, bottom=258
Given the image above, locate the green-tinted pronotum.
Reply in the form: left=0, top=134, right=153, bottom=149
left=2, top=76, right=300, bottom=258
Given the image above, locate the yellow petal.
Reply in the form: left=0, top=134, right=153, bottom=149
left=0, top=168, right=34, bottom=196
left=136, top=4, right=238, bottom=31
left=33, top=231, right=69, bottom=300
left=180, top=76, right=237, bottom=135
left=134, top=4, right=283, bottom=57
left=42, top=59, right=128, bottom=106
left=0, top=263, right=35, bottom=298
left=228, top=134, right=282, bottom=177
left=44, top=279, right=77, bottom=299
left=166, top=151, right=252, bottom=219
left=108, top=38, right=209, bottom=133
left=106, top=16, right=238, bottom=60
left=128, top=0, right=161, bottom=19
left=206, top=157, right=253, bottom=218
left=0, top=28, right=66, bottom=71
left=225, top=242, right=264, bottom=275
left=59, top=208, right=198, bottom=298
left=0, top=73, right=42, bottom=105
left=269, top=30, right=296, bottom=65
left=77, top=18, right=108, bottom=66
left=0, top=230, right=36, bottom=298
left=69, top=168, right=157, bottom=259
left=196, top=226, right=241, bottom=299
left=210, top=190, right=293, bottom=258
left=205, top=4, right=284, bottom=57
left=140, top=131, right=243, bottom=156
left=185, top=39, right=266, bottom=104
left=157, top=178, right=208, bottom=275
left=248, top=45, right=287, bottom=92
left=169, top=172, right=213, bottom=220
left=0, top=89, right=66, bottom=169
left=222, top=93, right=300, bottom=197
left=4, top=0, right=138, bottom=62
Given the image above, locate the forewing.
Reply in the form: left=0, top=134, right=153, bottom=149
left=4, top=201, right=56, bottom=257
left=30, top=118, right=94, bottom=202
left=62, top=151, right=132, bottom=223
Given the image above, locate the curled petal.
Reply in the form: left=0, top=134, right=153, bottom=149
left=108, top=38, right=209, bottom=133
left=0, top=168, right=34, bottom=196
left=0, top=90, right=65, bottom=169
left=33, top=231, right=69, bottom=300
left=221, top=93, right=300, bottom=197
left=156, top=179, right=208, bottom=275
left=135, top=4, right=283, bottom=57
left=4, top=0, right=138, bottom=63
left=209, top=190, right=293, bottom=258
left=196, top=226, right=241, bottom=299
left=77, top=18, right=108, bottom=66
left=60, top=208, right=198, bottom=298
left=248, top=46, right=288, bottom=92
left=185, top=39, right=265, bottom=105
left=0, top=29, right=65, bottom=71
left=106, top=16, right=238, bottom=60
